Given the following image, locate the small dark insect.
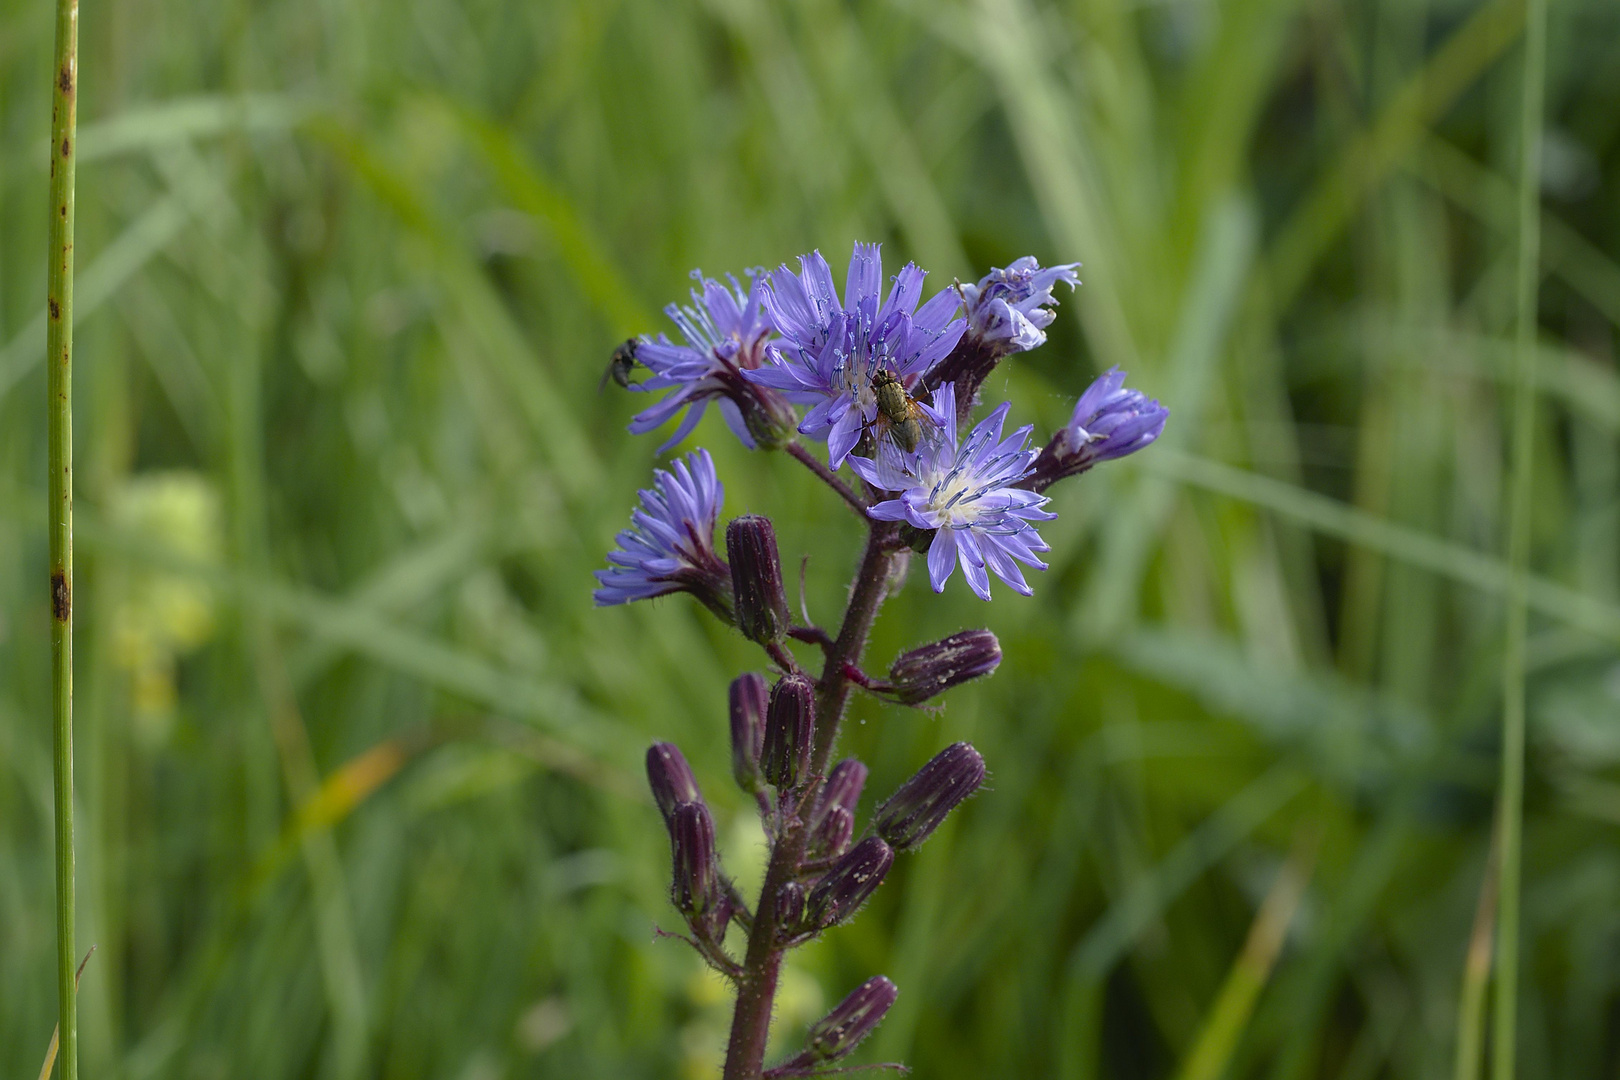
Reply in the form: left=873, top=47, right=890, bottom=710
left=600, top=339, right=641, bottom=392
left=870, top=369, right=932, bottom=453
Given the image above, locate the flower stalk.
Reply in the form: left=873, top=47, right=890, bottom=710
left=596, top=241, right=1164, bottom=1077
left=45, top=0, right=81, bottom=1074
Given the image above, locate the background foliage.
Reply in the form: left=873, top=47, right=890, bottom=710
left=3, top=0, right=1620, bottom=1076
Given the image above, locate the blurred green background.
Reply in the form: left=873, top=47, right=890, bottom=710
left=3, top=0, right=1620, bottom=1076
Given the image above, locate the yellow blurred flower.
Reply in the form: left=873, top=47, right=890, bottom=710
left=108, top=471, right=221, bottom=742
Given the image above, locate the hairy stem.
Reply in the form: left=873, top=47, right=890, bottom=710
left=787, top=441, right=869, bottom=515
left=46, top=0, right=80, bottom=1076
left=722, top=524, right=898, bottom=1080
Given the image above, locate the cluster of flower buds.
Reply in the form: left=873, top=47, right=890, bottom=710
left=645, top=742, right=740, bottom=972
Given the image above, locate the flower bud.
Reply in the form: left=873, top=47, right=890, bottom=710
left=669, top=802, right=720, bottom=917
left=729, top=673, right=769, bottom=792
left=809, top=806, right=854, bottom=862
left=874, top=742, right=985, bottom=851
left=762, top=674, right=814, bottom=790
left=775, top=880, right=807, bottom=937
left=646, top=742, right=702, bottom=826
left=807, top=837, right=892, bottom=928
left=888, top=630, right=1001, bottom=705
left=727, top=515, right=791, bottom=645
left=804, top=976, right=898, bottom=1062
left=807, top=759, right=867, bottom=859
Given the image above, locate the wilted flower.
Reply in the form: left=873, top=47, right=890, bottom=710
left=630, top=271, right=798, bottom=450
left=888, top=629, right=1001, bottom=705
left=746, top=243, right=966, bottom=467
left=874, top=742, right=985, bottom=851
left=1023, top=367, right=1168, bottom=490
left=849, top=383, right=1055, bottom=600
left=924, top=256, right=1080, bottom=418
left=593, top=449, right=733, bottom=620
left=960, top=257, right=1080, bottom=354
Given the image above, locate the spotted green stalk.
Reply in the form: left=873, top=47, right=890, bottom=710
left=1493, top=2, right=1547, bottom=1078
left=45, top=0, right=81, bottom=1076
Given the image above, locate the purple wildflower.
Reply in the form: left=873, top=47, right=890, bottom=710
left=924, top=257, right=1081, bottom=421
left=593, top=449, right=734, bottom=619
left=849, top=384, right=1054, bottom=601
left=1023, top=368, right=1168, bottom=490
left=960, top=257, right=1080, bottom=354
left=631, top=272, right=798, bottom=451
left=746, top=243, right=966, bottom=467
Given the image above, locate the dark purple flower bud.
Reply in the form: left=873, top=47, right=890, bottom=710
left=874, top=742, right=985, bottom=852
left=762, top=674, right=814, bottom=790
left=727, top=516, right=791, bottom=645
left=646, top=742, right=703, bottom=826
left=809, top=806, right=854, bottom=862
left=805, top=976, right=899, bottom=1062
left=888, top=630, right=1001, bottom=705
left=729, top=673, right=769, bottom=793
left=775, top=880, right=807, bottom=936
left=669, top=802, right=721, bottom=917
left=807, top=759, right=867, bottom=858
left=807, top=837, right=893, bottom=928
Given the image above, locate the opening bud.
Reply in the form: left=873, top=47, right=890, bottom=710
left=804, top=976, right=899, bottom=1062
left=807, top=837, right=893, bottom=928
left=807, top=759, right=867, bottom=859
left=888, top=630, right=1001, bottom=706
left=762, top=674, right=815, bottom=790
left=669, top=802, right=721, bottom=917
left=646, top=742, right=703, bottom=826
left=874, top=742, right=985, bottom=851
left=727, top=515, right=791, bottom=645
left=729, top=673, right=769, bottom=793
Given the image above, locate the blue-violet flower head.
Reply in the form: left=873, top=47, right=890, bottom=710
left=849, top=384, right=1055, bottom=601
left=746, top=242, right=966, bottom=467
left=630, top=271, right=797, bottom=451
left=959, top=256, right=1080, bottom=354
left=593, top=449, right=733, bottom=619
left=1053, top=367, right=1168, bottom=469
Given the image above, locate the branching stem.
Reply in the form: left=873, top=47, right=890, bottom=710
left=787, top=441, right=869, bottom=515
left=721, top=522, right=899, bottom=1080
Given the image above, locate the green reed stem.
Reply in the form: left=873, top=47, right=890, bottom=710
left=1493, top=1, right=1546, bottom=1078
left=45, top=0, right=80, bottom=1076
